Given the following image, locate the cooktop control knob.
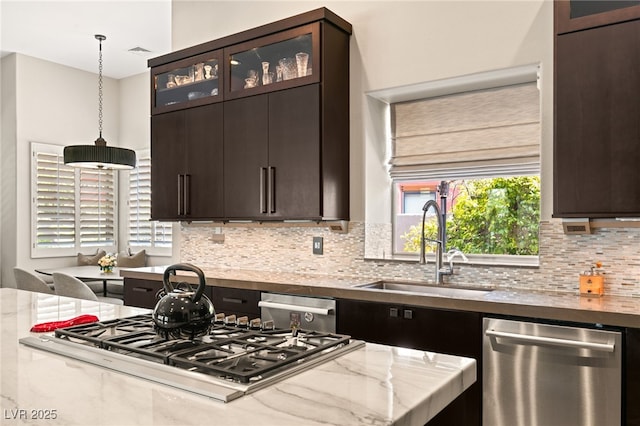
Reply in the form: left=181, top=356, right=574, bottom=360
left=249, top=318, right=262, bottom=330
left=304, top=312, right=314, bottom=323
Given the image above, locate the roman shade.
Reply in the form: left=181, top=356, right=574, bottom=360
left=390, top=82, right=540, bottom=179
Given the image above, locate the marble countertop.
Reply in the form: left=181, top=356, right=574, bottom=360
left=0, top=288, right=475, bottom=426
left=122, top=266, right=640, bottom=328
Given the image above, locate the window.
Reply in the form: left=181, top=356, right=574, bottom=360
left=394, top=177, right=540, bottom=256
left=127, top=150, right=172, bottom=255
left=389, top=66, right=541, bottom=262
left=31, top=142, right=117, bottom=257
left=79, top=168, right=115, bottom=247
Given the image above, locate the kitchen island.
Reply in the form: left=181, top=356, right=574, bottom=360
left=0, top=288, right=475, bottom=426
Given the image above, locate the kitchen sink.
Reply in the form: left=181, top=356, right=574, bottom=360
left=354, top=280, right=494, bottom=298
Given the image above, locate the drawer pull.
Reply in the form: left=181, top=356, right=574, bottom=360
left=222, top=297, right=244, bottom=304
left=258, top=301, right=334, bottom=316
left=132, top=287, right=154, bottom=293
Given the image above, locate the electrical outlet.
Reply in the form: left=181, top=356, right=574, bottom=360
left=313, top=237, right=323, bottom=255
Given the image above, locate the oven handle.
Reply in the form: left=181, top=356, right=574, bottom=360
left=485, top=329, right=615, bottom=352
left=258, top=301, right=334, bottom=316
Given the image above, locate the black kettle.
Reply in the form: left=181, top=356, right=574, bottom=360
left=152, top=263, right=215, bottom=339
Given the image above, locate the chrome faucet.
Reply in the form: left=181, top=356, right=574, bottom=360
left=419, top=200, right=446, bottom=284
left=419, top=200, right=467, bottom=284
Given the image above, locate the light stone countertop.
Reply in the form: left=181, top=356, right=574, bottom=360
left=0, top=288, right=475, bottom=426
left=122, top=266, right=640, bottom=328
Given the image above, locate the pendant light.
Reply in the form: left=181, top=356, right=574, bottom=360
left=64, top=34, right=136, bottom=170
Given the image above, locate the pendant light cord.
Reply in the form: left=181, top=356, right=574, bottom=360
left=97, top=35, right=104, bottom=140
left=63, top=34, right=136, bottom=169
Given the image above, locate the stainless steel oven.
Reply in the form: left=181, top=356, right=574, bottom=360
left=259, top=293, right=336, bottom=333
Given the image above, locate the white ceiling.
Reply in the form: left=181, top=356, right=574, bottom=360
left=0, top=0, right=172, bottom=80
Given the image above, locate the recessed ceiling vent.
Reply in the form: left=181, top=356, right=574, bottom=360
left=128, top=46, right=151, bottom=53
left=562, top=218, right=591, bottom=235
left=128, top=46, right=152, bottom=57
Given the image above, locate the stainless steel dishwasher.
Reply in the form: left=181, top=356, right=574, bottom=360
left=483, top=317, right=622, bottom=426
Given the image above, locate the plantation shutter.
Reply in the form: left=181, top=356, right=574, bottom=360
left=128, top=153, right=172, bottom=248
left=34, top=150, right=76, bottom=248
left=79, top=168, right=116, bottom=247
left=390, top=82, right=540, bottom=179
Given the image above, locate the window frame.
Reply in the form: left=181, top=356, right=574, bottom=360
left=31, top=142, right=118, bottom=258
left=125, top=149, right=172, bottom=256
left=385, top=65, right=541, bottom=267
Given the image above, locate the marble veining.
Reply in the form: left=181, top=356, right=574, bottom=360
left=0, top=289, right=475, bottom=426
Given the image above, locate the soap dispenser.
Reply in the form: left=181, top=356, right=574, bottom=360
left=579, top=262, right=604, bottom=296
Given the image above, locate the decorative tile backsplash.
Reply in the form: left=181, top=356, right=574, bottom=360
left=180, top=220, right=640, bottom=297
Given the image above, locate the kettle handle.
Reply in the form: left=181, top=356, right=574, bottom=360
left=162, top=263, right=207, bottom=303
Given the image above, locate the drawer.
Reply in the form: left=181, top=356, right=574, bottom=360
left=123, top=278, right=163, bottom=309
left=211, top=287, right=260, bottom=318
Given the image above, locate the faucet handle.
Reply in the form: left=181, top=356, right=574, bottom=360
left=446, top=248, right=468, bottom=262
left=446, top=249, right=468, bottom=271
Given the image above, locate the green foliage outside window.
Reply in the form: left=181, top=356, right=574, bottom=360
left=400, top=177, right=540, bottom=255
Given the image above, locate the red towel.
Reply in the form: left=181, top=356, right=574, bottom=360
left=30, top=314, right=99, bottom=332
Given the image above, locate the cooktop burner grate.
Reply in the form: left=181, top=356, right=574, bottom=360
left=53, top=314, right=352, bottom=383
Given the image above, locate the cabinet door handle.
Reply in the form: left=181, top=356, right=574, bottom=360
left=177, top=174, right=184, bottom=215
left=222, top=297, right=245, bottom=304
left=184, top=174, right=191, bottom=215
left=259, top=167, right=268, bottom=213
left=268, top=166, right=276, bottom=213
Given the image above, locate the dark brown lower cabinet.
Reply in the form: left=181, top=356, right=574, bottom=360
left=210, top=286, right=261, bottom=319
left=124, top=279, right=261, bottom=320
left=337, top=299, right=482, bottom=426
left=123, top=278, right=164, bottom=309
left=626, top=328, right=640, bottom=425
left=123, top=278, right=214, bottom=310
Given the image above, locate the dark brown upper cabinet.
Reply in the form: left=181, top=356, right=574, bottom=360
left=224, top=85, right=323, bottom=220
left=555, top=0, right=640, bottom=34
left=554, top=18, right=640, bottom=217
left=151, top=50, right=223, bottom=115
left=151, top=103, right=224, bottom=220
left=148, top=8, right=351, bottom=222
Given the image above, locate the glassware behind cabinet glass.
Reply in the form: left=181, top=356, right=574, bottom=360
left=154, top=55, right=220, bottom=110
left=228, top=31, right=313, bottom=93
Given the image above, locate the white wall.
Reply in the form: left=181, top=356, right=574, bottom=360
left=0, top=1, right=555, bottom=285
left=2, top=54, right=122, bottom=286
left=118, top=72, right=150, bottom=152
left=170, top=1, right=554, bottom=223
left=1, top=55, right=17, bottom=287
left=117, top=71, right=179, bottom=265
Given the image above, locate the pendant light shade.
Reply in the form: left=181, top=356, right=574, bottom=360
left=64, top=34, right=136, bottom=170
left=64, top=139, right=136, bottom=169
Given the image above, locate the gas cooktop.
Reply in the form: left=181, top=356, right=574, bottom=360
left=20, top=313, right=364, bottom=402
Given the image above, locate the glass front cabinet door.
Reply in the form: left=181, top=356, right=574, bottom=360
left=151, top=50, right=222, bottom=114
left=224, top=23, right=320, bottom=100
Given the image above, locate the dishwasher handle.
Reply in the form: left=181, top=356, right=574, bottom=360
left=486, top=329, right=615, bottom=352
left=258, top=301, right=334, bottom=316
